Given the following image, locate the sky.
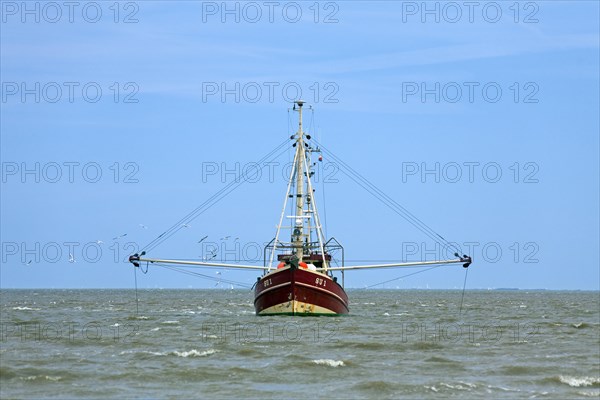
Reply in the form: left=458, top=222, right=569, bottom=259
left=1, top=1, right=598, bottom=290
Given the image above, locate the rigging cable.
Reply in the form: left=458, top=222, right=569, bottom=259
left=140, top=138, right=291, bottom=254
left=314, top=110, right=329, bottom=238
left=312, top=139, right=462, bottom=255
left=365, top=264, right=445, bottom=288
left=459, top=266, right=469, bottom=315
left=133, top=265, right=139, bottom=316
left=155, top=263, right=252, bottom=288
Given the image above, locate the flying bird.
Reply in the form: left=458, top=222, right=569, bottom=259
left=23, top=260, right=32, bottom=266
left=139, top=224, right=148, bottom=229
left=220, top=236, right=231, bottom=240
left=112, top=233, right=127, bottom=240
left=182, top=224, right=191, bottom=228
left=69, top=253, right=76, bottom=263
left=197, top=235, right=208, bottom=243
left=96, top=240, right=104, bottom=245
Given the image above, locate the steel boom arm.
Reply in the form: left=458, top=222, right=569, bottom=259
left=318, top=256, right=472, bottom=271
left=128, top=255, right=266, bottom=270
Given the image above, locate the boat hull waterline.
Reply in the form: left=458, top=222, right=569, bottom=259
left=254, top=266, right=349, bottom=315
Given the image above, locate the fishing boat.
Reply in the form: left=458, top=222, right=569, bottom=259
left=129, top=101, right=471, bottom=315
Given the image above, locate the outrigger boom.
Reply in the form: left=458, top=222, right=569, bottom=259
left=128, top=254, right=472, bottom=271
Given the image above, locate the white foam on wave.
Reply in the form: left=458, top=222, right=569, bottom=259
left=171, top=349, right=217, bottom=358
left=312, top=359, right=345, bottom=367
left=577, top=389, right=600, bottom=397
left=559, top=376, right=600, bottom=387
left=12, top=306, right=38, bottom=310
left=120, top=349, right=218, bottom=358
left=22, top=375, right=62, bottom=381
left=161, top=320, right=179, bottom=325
left=150, top=327, right=160, bottom=331
left=440, top=382, right=475, bottom=391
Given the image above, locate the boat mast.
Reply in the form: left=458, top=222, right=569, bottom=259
left=293, top=100, right=306, bottom=261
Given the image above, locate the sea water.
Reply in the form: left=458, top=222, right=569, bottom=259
left=1, top=289, right=598, bottom=399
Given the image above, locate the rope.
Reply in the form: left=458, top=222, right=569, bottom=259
left=365, top=264, right=445, bottom=288
left=133, top=265, right=139, bottom=316
left=313, top=139, right=462, bottom=255
left=155, top=263, right=252, bottom=288
left=140, top=138, right=291, bottom=254
left=459, top=267, right=469, bottom=315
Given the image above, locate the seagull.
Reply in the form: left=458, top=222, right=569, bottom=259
left=139, top=224, right=148, bottom=229
left=96, top=240, right=104, bottom=245
left=182, top=224, right=190, bottom=228
left=23, top=260, right=32, bottom=266
left=220, top=236, right=231, bottom=240
left=197, top=235, right=208, bottom=243
left=69, top=253, right=75, bottom=263
left=215, top=271, right=223, bottom=287
left=112, top=233, right=127, bottom=240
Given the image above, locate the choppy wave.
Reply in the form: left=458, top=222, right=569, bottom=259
left=2, top=289, right=599, bottom=399
left=126, top=315, right=149, bottom=320
left=0, top=366, right=79, bottom=382
left=312, top=359, right=345, bottom=367
left=119, top=349, right=218, bottom=358
left=424, top=356, right=460, bottom=364
left=557, top=375, right=600, bottom=387
left=577, top=389, right=600, bottom=397
left=439, top=381, right=477, bottom=391
left=21, top=375, right=63, bottom=382
left=502, top=365, right=534, bottom=375
left=354, top=380, right=397, bottom=391
left=571, top=322, right=589, bottom=329
left=172, top=349, right=217, bottom=358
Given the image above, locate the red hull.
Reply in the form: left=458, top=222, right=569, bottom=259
left=254, top=267, right=349, bottom=315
